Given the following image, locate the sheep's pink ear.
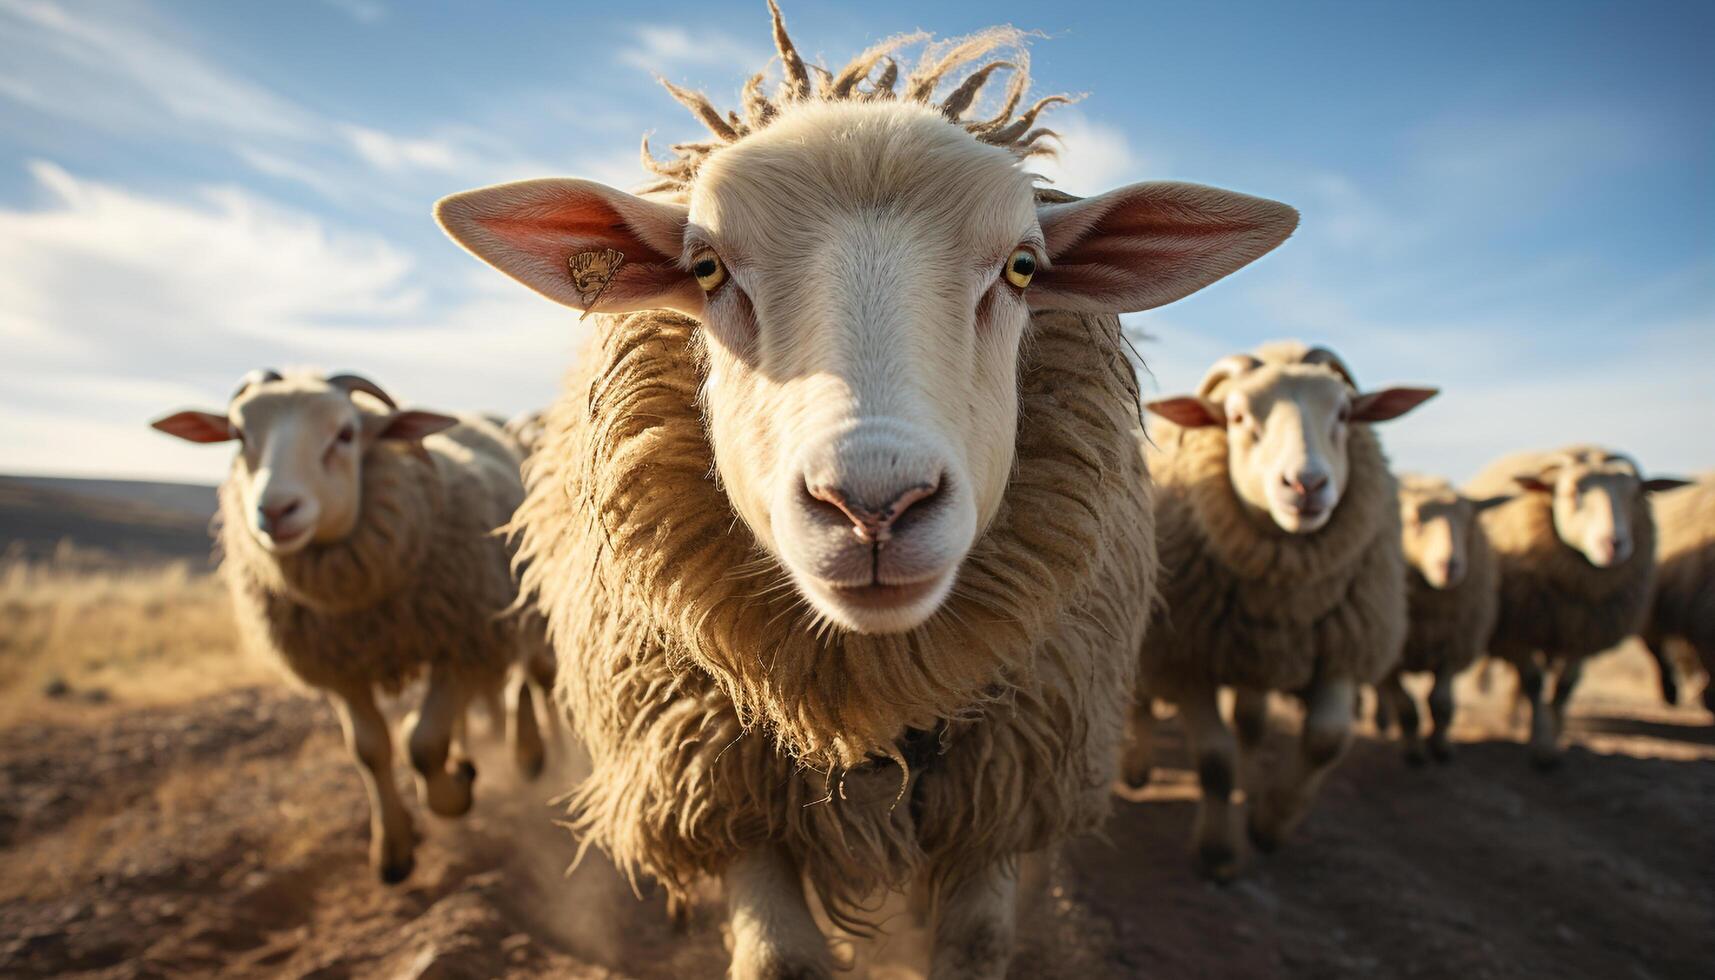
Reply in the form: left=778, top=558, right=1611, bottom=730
left=376, top=411, right=459, bottom=442
left=435, top=179, right=701, bottom=316
left=1030, top=182, right=1299, bottom=313
left=1147, top=396, right=1224, bottom=428
left=1471, top=494, right=1513, bottom=513
left=151, top=410, right=235, bottom=443
left=1352, top=387, right=1438, bottom=423
left=1513, top=473, right=1556, bottom=494
left=1643, top=477, right=1691, bottom=494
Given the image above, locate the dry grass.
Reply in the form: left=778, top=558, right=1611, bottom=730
left=0, top=545, right=278, bottom=722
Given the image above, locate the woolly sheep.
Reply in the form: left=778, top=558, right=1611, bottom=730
left=1134, top=341, right=1435, bottom=878
left=1467, top=446, right=1687, bottom=768
left=1374, top=474, right=1509, bottom=764
left=433, top=6, right=1297, bottom=977
left=151, top=370, right=551, bottom=883
left=1639, top=475, right=1715, bottom=711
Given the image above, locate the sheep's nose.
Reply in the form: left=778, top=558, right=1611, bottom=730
left=1284, top=472, right=1329, bottom=497
left=1443, top=558, right=1464, bottom=583
left=258, top=497, right=302, bottom=535
left=807, top=478, right=941, bottom=545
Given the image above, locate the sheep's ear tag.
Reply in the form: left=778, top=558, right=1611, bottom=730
left=569, top=248, right=624, bottom=321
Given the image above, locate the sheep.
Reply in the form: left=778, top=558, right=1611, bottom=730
left=433, top=6, right=1298, bottom=977
left=1466, top=446, right=1687, bottom=768
left=1639, top=476, right=1715, bottom=713
left=150, top=370, right=550, bottom=883
left=1130, top=341, right=1436, bottom=878
left=1374, top=474, right=1510, bottom=765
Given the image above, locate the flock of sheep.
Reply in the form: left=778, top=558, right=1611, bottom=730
left=144, top=6, right=1710, bottom=979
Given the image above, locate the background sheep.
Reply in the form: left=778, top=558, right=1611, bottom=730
left=1375, top=474, right=1509, bottom=765
left=1135, top=342, right=1435, bottom=878
left=1638, top=474, right=1715, bottom=714
left=434, top=6, right=1297, bottom=977
left=150, top=370, right=550, bottom=883
left=1467, top=446, right=1687, bottom=768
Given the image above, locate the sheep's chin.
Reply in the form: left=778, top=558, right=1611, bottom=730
left=1268, top=504, right=1333, bottom=535
left=793, top=567, right=959, bottom=635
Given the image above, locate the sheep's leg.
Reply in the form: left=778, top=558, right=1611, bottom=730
left=331, top=685, right=416, bottom=884
left=928, top=860, right=1019, bottom=980
left=1642, top=635, right=1680, bottom=706
left=1248, top=675, right=1355, bottom=853
left=409, top=662, right=477, bottom=817
left=1180, top=679, right=1241, bottom=880
left=1231, top=686, right=1269, bottom=801
left=724, top=846, right=830, bottom=980
left=1549, top=656, right=1585, bottom=740
left=1518, top=658, right=1558, bottom=770
left=1119, top=694, right=1157, bottom=789
left=1379, top=670, right=1426, bottom=766
left=1371, top=685, right=1394, bottom=733
left=1426, top=667, right=1458, bottom=763
left=510, top=666, right=546, bottom=779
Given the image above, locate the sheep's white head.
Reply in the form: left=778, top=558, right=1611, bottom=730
left=1511, top=448, right=1686, bottom=568
left=151, top=372, right=456, bottom=555
left=1151, top=344, right=1437, bottom=535
left=436, top=15, right=1298, bottom=634
left=1398, top=475, right=1509, bottom=589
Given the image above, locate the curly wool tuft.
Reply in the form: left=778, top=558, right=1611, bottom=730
left=634, top=0, right=1068, bottom=196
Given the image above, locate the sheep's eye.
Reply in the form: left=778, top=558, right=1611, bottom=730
left=691, top=249, right=726, bottom=293
left=1337, top=405, right=1351, bottom=424
left=1004, top=248, right=1037, bottom=289
left=336, top=425, right=355, bottom=445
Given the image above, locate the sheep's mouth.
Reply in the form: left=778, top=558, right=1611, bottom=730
left=826, top=578, right=943, bottom=610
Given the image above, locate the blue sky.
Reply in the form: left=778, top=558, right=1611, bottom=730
left=1, top=0, right=1710, bottom=484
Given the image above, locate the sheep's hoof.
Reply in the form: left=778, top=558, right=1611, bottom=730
left=1428, top=738, right=1455, bottom=764
left=1245, top=818, right=1284, bottom=856
left=379, top=852, right=415, bottom=885
left=1195, top=842, right=1241, bottom=883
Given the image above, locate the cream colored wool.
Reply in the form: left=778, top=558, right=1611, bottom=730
left=1642, top=476, right=1715, bottom=671
left=1469, top=447, right=1659, bottom=665
left=1140, top=357, right=1406, bottom=694
left=514, top=307, right=1153, bottom=919
left=1398, top=476, right=1499, bottom=676
left=222, top=410, right=529, bottom=696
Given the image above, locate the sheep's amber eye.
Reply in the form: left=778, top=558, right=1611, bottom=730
left=691, top=249, right=726, bottom=292
left=1004, top=248, right=1037, bottom=288
left=336, top=424, right=355, bottom=444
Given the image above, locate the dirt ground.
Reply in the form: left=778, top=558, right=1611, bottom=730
left=1, top=643, right=1710, bottom=979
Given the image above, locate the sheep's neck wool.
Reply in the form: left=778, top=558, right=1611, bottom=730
left=515, top=307, right=1153, bottom=916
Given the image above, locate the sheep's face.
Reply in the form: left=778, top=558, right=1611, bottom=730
left=684, top=105, right=1037, bottom=633
left=1218, top=367, right=1358, bottom=534
left=1400, top=479, right=1506, bottom=589
left=1522, top=459, right=1645, bottom=569
left=151, top=375, right=456, bottom=556
left=438, top=100, right=1301, bottom=635
left=1149, top=355, right=1436, bottom=536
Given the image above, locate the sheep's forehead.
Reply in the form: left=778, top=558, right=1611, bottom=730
left=1228, top=368, right=1348, bottom=420
left=691, top=102, right=1036, bottom=257
left=232, top=384, right=352, bottom=435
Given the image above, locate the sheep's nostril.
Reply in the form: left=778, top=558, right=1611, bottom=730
left=807, top=478, right=942, bottom=544
left=259, top=498, right=303, bottom=534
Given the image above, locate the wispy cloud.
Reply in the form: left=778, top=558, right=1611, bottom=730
left=318, top=0, right=385, bottom=25
left=616, top=25, right=771, bottom=76
left=0, top=162, right=572, bottom=481
left=1032, top=112, right=1160, bottom=195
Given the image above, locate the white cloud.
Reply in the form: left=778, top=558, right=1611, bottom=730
left=0, top=163, right=573, bottom=482
left=1031, top=112, right=1156, bottom=195
left=318, top=0, right=385, bottom=24
left=616, top=25, right=771, bottom=75
left=0, top=0, right=316, bottom=140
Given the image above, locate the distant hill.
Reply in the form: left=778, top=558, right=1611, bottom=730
left=0, top=475, right=219, bottom=563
